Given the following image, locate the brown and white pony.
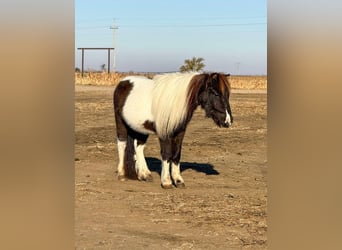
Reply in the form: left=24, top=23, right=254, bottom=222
left=113, top=72, right=233, bottom=188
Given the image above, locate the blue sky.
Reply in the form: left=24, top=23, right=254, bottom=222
left=75, top=0, right=267, bottom=74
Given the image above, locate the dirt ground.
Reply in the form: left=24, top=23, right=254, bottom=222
left=75, top=85, right=267, bottom=249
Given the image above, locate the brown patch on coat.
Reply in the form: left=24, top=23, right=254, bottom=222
left=113, top=80, right=133, bottom=114
left=187, top=74, right=208, bottom=115
left=113, top=80, right=133, bottom=140
left=143, top=120, right=156, bottom=133
left=218, top=73, right=230, bottom=97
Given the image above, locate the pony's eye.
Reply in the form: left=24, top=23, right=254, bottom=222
left=211, top=89, right=220, bottom=96
left=208, top=87, right=219, bottom=96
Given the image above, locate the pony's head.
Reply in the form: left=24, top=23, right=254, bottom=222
left=198, top=73, right=233, bottom=128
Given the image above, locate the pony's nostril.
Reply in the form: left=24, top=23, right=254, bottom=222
left=225, top=120, right=232, bottom=127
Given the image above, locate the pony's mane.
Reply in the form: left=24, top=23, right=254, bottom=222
left=152, top=72, right=199, bottom=138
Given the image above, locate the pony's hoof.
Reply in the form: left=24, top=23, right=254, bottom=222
left=145, top=174, right=153, bottom=182
left=118, top=175, right=127, bottom=181
left=176, top=182, right=185, bottom=188
left=138, top=174, right=153, bottom=182
left=161, top=183, right=173, bottom=189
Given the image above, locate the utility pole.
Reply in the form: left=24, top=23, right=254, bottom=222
left=110, top=19, right=118, bottom=73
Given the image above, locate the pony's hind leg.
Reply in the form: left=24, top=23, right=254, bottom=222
left=117, top=139, right=127, bottom=180
left=114, top=108, right=129, bottom=180
left=133, top=135, right=153, bottom=182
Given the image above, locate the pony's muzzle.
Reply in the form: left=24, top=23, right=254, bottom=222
left=223, top=121, right=231, bottom=128
left=224, top=110, right=232, bottom=127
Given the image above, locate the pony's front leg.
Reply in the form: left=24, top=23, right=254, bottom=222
left=171, top=131, right=186, bottom=188
left=159, top=131, right=186, bottom=189
left=171, top=162, right=185, bottom=188
left=159, top=138, right=173, bottom=189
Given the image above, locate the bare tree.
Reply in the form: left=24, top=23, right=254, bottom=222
left=100, top=64, right=106, bottom=72
left=179, top=57, right=205, bottom=72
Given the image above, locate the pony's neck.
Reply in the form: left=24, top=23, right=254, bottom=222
left=186, top=74, right=208, bottom=120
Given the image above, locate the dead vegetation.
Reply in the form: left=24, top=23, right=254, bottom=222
left=75, top=72, right=267, bottom=90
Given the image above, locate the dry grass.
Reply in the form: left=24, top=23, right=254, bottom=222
left=230, top=75, right=267, bottom=90
left=75, top=72, right=267, bottom=90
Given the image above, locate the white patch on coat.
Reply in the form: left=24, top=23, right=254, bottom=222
left=161, top=160, right=172, bottom=186
left=171, top=162, right=184, bottom=184
left=225, top=110, right=232, bottom=126
left=117, top=140, right=126, bottom=176
left=152, top=72, right=199, bottom=138
left=122, top=76, right=155, bottom=135
left=122, top=73, right=199, bottom=138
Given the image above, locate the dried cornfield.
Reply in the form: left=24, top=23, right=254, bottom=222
left=75, top=72, right=267, bottom=90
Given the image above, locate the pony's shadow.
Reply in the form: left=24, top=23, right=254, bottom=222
left=146, top=157, right=219, bottom=176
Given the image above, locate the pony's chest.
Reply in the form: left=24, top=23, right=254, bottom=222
left=122, top=82, right=155, bottom=135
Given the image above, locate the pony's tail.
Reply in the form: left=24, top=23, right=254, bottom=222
left=124, top=133, right=138, bottom=180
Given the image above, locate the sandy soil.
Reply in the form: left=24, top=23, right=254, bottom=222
left=75, top=85, right=267, bottom=249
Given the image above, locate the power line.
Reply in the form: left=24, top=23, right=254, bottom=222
left=76, top=16, right=266, bottom=23
left=121, top=22, right=266, bottom=28
left=76, top=26, right=109, bottom=30
left=76, top=22, right=266, bottom=30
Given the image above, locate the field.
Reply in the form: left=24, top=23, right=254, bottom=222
left=75, top=72, right=267, bottom=90
left=75, top=78, right=267, bottom=249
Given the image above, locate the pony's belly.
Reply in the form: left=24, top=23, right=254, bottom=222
left=123, top=113, right=155, bottom=135
left=122, top=106, right=155, bottom=135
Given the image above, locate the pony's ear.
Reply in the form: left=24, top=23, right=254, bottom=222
left=225, top=73, right=232, bottom=89
left=208, top=73, right=219, bottom=87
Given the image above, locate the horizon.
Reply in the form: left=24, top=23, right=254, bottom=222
left=74, top=68, right=267, bottom=76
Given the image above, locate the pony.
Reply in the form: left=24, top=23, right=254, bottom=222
left=113, top=72, right=233, bottom=189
